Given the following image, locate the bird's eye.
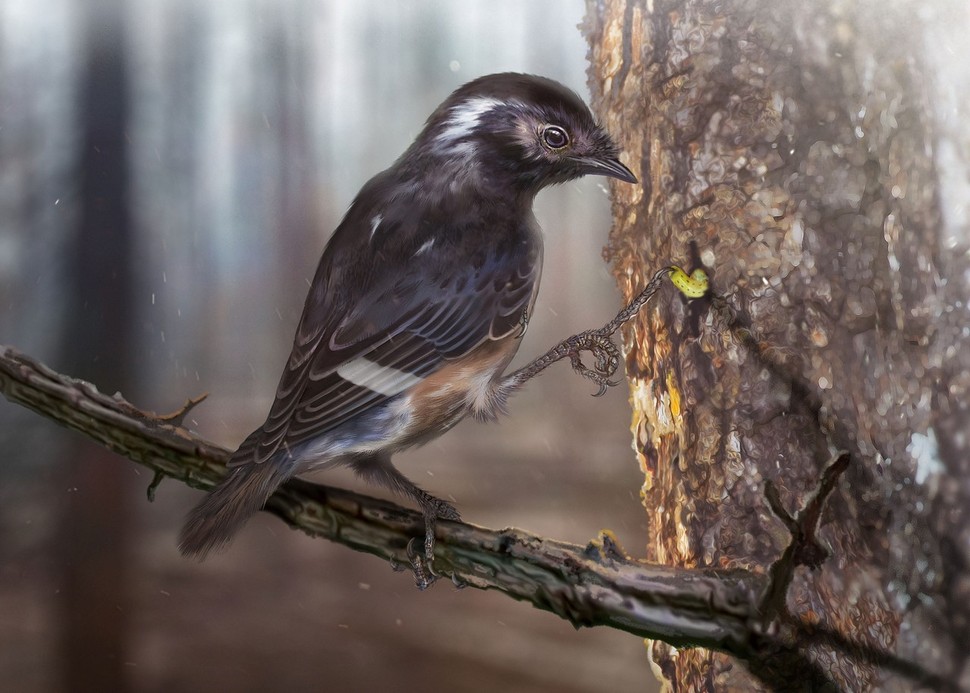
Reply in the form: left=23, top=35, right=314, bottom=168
left=542, top=125, right=569, bottom=150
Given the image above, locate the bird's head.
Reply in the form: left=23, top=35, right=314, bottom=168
left=407, top=73, right=637, bottom=199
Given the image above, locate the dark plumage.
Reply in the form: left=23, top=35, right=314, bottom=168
left=178, top=73, right=636, bottom=579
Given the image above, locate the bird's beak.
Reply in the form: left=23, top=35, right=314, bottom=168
left=575, top=156, right=638, bottom=183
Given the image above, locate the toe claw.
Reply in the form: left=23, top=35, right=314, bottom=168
left=406, top=536, right=421, bottom=561
left=589, top=373, right=621, bottom=397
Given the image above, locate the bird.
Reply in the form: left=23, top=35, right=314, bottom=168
left=178, top=72, right=637, bottom=583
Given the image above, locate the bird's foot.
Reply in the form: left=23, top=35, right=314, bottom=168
left=406, top=537, right=438, bottom=590
left=562, top=329, right=622, bottom=396
left=398, top=496, right=461, bottom=590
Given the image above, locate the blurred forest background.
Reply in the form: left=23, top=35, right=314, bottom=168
left=0, top=1, right=658, bottom=692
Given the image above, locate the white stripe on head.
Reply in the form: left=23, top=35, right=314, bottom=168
left=336, top=357, right=424, bottom=397
left=434, top=96, right=504, bottom=150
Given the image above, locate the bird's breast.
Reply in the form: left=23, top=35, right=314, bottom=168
left=402, top=334, right=522, bottom=439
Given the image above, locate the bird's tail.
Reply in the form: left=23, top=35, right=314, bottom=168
left=178, top=458, right=295, bottom=559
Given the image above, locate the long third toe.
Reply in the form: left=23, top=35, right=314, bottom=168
left=406, top=537, right=438, bottom=590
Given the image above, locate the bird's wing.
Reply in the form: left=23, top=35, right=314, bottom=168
left=230, top=240, right=539, bottom=467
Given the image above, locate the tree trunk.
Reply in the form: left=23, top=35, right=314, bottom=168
left=584, top=0, right=970, bottom=689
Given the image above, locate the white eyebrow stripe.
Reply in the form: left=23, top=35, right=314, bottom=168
left=369, top=214, right=383, bottom=240
left=435, top=96, right=505, bottom=146
left=336, top=357, right=424, bottom=397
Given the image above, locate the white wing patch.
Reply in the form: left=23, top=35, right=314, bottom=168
left=336, top=357, right=424, bottom=397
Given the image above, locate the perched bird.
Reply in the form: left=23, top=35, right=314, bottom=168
left=179, top=73, right=636, bottom=580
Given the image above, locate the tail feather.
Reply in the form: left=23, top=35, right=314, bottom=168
left=178, top=459, right=295, bottom=559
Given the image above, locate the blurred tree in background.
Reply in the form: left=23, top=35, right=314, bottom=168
left=58, top=1, right=134, bottom=690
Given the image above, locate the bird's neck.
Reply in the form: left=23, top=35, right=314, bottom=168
left=395, top=151, right=540, bottom=212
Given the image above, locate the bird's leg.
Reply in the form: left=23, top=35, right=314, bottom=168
left=404, top=491, right=460, bottom=590
left=500, top=266, right=706, bottom=396
left=352, top=455, right=460, bottom=589
left=402, top=496, right=466, bottom=590
left=509, top=328, right=621, bottom=397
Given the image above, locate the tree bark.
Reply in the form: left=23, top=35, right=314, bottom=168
left=585, top=0, right=970, bottom=690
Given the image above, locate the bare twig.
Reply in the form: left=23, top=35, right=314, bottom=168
left=156, top=393, right=208, bottom=427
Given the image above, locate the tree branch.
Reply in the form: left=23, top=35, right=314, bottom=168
left=0, top=344, right=948, bottom=689
left=0, top=344, right=757, bottom=650
left=760, top=452, right=852, bottom=623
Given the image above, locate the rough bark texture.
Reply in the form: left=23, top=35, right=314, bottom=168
left=584, top=0, right=970, bottom=690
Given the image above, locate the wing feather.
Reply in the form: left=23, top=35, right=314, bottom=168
left=232, top=220, right=540, bottom=467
